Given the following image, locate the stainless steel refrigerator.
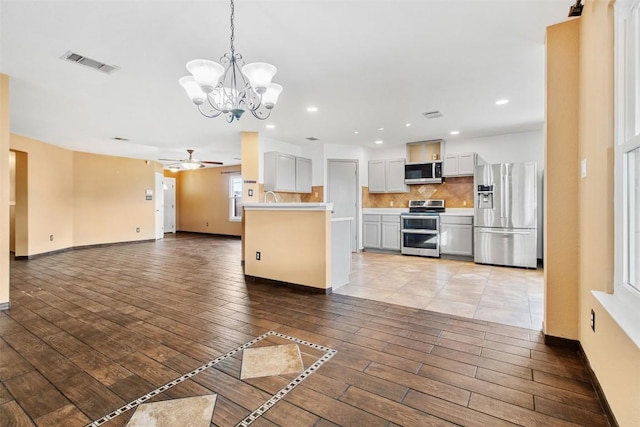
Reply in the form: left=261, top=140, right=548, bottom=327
left=474, top=162, right=537, bottom=268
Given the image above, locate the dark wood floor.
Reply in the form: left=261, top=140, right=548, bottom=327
left=1, top=233, right=610, bottom=426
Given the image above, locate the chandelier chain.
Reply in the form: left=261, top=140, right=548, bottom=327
left=229, top=0, right=235, bottom=57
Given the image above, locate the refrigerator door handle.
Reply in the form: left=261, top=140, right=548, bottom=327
left=504, top=167, right=510, bottom=221
left=477, top=229, right=532, bottom=235
left=500, top=173, right=506, bottom=219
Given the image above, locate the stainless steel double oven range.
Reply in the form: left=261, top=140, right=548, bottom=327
left=400, top=199, right=444, bottom=257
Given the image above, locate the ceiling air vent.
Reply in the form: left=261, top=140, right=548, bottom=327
left=305, top=137, right=319, bottom=141
left=61, top=51, right=119, bottom=74
left=422, top=111, right=443, bottom=119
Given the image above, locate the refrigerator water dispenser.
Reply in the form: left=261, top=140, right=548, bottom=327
left=477, top=185, right=494, bottom=209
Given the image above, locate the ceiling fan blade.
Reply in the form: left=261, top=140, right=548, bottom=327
left=201, top=161, right=224, bottom=165
left=158, top=158, right=182, bottom=162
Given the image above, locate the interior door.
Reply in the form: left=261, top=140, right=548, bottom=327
left=327, top=159, right=358, bottom=252
left=154, top=172, right=164, bottom=240
left=163, top=177, right=176, bottom=233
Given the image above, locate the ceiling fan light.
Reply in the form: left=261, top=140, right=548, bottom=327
left=181, top=161, right=201, bottom=170
left=178, top=76, right=206, bottom=105
left=186, top=59, right=224, bottom=93
left=242, top=62, right=277, bottom=94
left=261, top=83, right=283, bottom=109
left=168, top=165, right=180, bottom=172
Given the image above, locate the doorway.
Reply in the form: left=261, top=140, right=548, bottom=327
left=154, top=172, right=164, bottom=240
left=327, top=159, right=359, bottom=252
left=163, top=177, right=176, bottom=234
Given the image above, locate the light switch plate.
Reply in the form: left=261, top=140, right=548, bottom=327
left=581, top=158, right=587, bottom=178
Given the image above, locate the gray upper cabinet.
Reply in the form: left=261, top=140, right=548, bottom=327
left=443, top=152, right=481, bottom=177
left=264, top=152, right=312, bottom=193
left=368, top=160, right=386, bottom=193
left=295, top=156, right=312, bottom=193
left=368, top=159, right=408, bottom=193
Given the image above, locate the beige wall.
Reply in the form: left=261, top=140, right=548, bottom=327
left=8, top=134, right=160, bottom=255
left=10, top=135, right=74, bottom=256
left=176, top=164, right=242, bottom=236
left=574, top=2, right=640, bottom=426
left=13, top=151, right=28, bottom=256
left=244, top=209, right=331, bottom=289
left=73, top=151, right=156, bottom=246
left=545, top=1, right=640, bottom=425
left=241, top=132, right=259, bottom=204
left=0, top=74, right=9, bottom=306
left=544, top=19, right=580, bottom=339
left=9, top=150, right=15, bottom=252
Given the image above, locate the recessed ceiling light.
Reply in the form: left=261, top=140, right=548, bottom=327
left=375, top=140, right=383, bottom=145
left=266, top=124, right=276, bottom=129
left=378, top=127, right=384, bottom=131
left=405, top=123, right=411, bottom=127
left=354, top=131, right=359, bottom=134
left=306, top=106, right=318, bottom=112
left=450, top=130, right=460, bottom=135
left=496, top=99, right=509, bottom=105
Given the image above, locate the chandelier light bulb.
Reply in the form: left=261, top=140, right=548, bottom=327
left=261, top=84, right=283, bottom=109
left=185, top=60, right=224, bottom=93
left=242, top=62, right=277, bottom=94
left=179, top=76, right=206, bottom=105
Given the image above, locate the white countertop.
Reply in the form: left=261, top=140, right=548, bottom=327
left=362, top=207, right=474, bottom=216
left=331, top=217, right=354, bottom=222
left=440, top=208, right=474, bottom=216
left=243, top=202, right=334, bottom=211
left=362, top=208, right=408, bottom=214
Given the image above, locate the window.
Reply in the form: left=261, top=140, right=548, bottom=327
left=229, top=175, right=242, bottom=221
left=616, top=0, right=640, bottom=295
left=597, top=0, right=640, bottom=348
left=628, top=147, right=640, bottom=292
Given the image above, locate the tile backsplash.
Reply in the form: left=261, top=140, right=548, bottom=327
left=362, top=176, right=474, bottom=208
left=255, top=177, right=472, bottom=209
left=258, top=185, right=324, bottom=203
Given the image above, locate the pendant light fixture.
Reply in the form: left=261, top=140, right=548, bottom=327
left=179, top=0, right=282, bottom=122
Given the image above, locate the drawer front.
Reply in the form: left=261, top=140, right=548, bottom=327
left=440, top=215, right=473, bottom=225
left=363, top=215, right=381, bottom=222
left=381, top=215, right=400, bottom=223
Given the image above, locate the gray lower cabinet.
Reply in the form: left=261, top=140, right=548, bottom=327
left=363, top=219, right=381, bottom=248
left=440, top=215, right=473, bottom=256
left=363, top=214, right=400, bottom=251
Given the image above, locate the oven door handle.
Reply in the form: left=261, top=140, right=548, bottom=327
left=401, top=229, right=439, bottom=234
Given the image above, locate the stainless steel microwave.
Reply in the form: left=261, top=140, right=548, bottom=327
left=404, top=162, right=443, bottom=184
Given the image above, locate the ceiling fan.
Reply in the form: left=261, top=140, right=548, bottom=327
left=159, top=149, right=223, bottom=170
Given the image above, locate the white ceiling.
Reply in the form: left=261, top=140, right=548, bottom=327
left=0, top=0, right=571, bottom=166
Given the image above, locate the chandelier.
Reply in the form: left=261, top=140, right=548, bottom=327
left=179, top=0, right=282, bottom=122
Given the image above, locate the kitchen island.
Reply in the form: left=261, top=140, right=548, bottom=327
left=243, top=203, right=350, bottom=293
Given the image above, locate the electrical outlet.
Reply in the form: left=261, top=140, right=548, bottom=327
left=206, top=222, right=209, bottom=227
left=590, top=309, right=596, bottom=332
left=248, top=189, right=253, bottom=197
left=136, top=227, right=140, bottom=233
left=256, top=251, right=261, bottom=261
left=49, top=234, right=54, bottom=241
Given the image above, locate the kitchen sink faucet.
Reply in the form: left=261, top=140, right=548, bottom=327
left=263, top=191, right=279, bottom=203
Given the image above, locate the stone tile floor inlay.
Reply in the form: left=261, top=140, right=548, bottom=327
left=240, top=343, right=304, bottom=380
left=126, top=395, right=217, bottom=427
left=85, top=331, right=337, bottom=427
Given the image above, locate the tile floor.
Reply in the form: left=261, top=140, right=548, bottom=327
left=335, top=252, right=544, bottom=330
